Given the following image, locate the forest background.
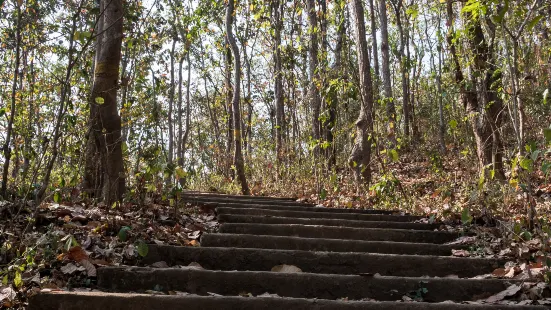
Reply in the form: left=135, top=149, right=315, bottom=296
left=1, top=0, right=551, bottom=221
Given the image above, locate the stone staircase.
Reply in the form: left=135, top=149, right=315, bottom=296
left=30, top=192, right=543, bottom=309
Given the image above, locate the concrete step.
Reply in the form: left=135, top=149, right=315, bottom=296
left=207, top=202, right=398, bottom=215
left=219, top=223, right=458, bottom=244
left=218, top=214, right=436, bottom=230
left=182, top=195, right=312, bottom=207
left=143, top=245, right=502, bottom=278
left=30, top=291, right=545, bottom=310
left=182, top=191, right=297, bottom=201
left=216, top=207, right=424, bottom=222
left=201, top=234, right=465, bottom=256
left=97, top=267, right=514, bottom=302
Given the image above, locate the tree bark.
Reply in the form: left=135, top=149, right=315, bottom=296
left=349, top=0, right=375, bottom=187
left=379, top=0, right=396, bottom=147
left=226, top=0, right=250, bottom=195
left=446, top=0, right=504, bottom=179
left=1, top=1, right=21, bottom=198
left=272, top=0, right=284, bottom=165
left=306, top=0, right=321, bottom=152
left=84, top=0, right=126, bottom=204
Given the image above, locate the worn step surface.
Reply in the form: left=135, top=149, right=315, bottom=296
left=202, top=202, right=399, bottom=215
left=201, top=233, right=465, bottom=255
left=98, top=267, right=514, bottom=302
left=182, top=191, right=297, bottom=201
left=31, top=291, right=545, bottom=310
left=218, top=214, right=435, bottom=230
left=219, top=223, right=458, bottom=244
left=183, top=195, right=312, bottom=207
left=143, top=245, right=501, bottom=277
left=217, top=207, right=424, bottom=222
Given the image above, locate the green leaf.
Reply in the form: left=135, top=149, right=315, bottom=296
left=2, top=274, right=8, bottom=285
left=544, top=128, right=551, bottom=144
left=526, top=15, right=543, bottom=32
left=175, top=166, right=187, bottom=179
left=543, top=89, right=549, bottom=106
left=461, top=207, right=472, bottom=225
left=520, top=158, right=533, bottom=171
left=449, top=119, right=458, bottom=129
left=14, top=271, right=22, bottom=288
left=0, top=107, right=5, bottom=117
left=520, top=231, right=532, bottom=241
left=95, top=97, right=105, bottom=104
left=389, top=149, right=399, bottom=162
left=118, top=226, right=131, bottom=242
left=320, top=188, right=327, bottom=200
left=53, top=191, right=61, bottom=203
left=542, top=162, right=551, bottom=175
left=137, top=241, right=149, bottom=257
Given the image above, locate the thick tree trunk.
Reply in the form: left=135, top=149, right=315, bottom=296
left=84, top=0, right=125, bottom=204
left=306, top=0, right=321, bottom=152
left=379, top=0, right=396, bottom=147
left=224, top=44, right=234, bottom=178
left=326, top=2, right=345, bottom=171
left=1, top=1, right=21, bottom=198
left=166, top=33, right=177, bottom=186
left=226, top=0, right=250, bottom=195
left=272, top=0, right=284, bottom=165
left=349, top=0, right=375, bottom=187
left=446, top=0, right=504, bottom=179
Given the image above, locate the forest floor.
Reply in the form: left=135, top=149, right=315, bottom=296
left=1, top=151, right=551, bottom=307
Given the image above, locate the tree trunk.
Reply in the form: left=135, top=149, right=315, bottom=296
left=326, top=1, right=345, bottom=171
left=349, top=0, right=375, bottom=187
left=272, top=0, right=284, bottom=165
left=446, top=0, right=504, bottom=179
left=84, top=0, right=125, bottom=204
left=1, top=1, right=21, bottom=198
left=166, top=32, right=177, bottom=186
left=379, top=0, right=396, bottom=147
left=226, top=0, right=250, bottom=195
left=306, top=0, right=321, bottom=152
left=224, top=43, right=234, bottom=178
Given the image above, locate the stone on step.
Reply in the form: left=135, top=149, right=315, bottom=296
left=216, top=207, right=423, bottom=222
left=143, top=245, right=502, bottom=278
left=207, top=202, right=398, bottom=215
left=219, top=223, right=458, bottom=244
left=218, top=214, right=435, bottom=230
left=29, top=291, right=545, bottom=310
left=201, top=234, right=464, bottom=256
left=97, top=267, right=515, bottom=302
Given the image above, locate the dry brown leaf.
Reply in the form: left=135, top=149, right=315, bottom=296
left=492, top=268, right=507, bottom=277
left=67, top=246, right=89, bottom=262
left=271, top=264, right=302, bottom=273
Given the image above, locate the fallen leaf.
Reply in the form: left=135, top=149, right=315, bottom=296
left=79, top=260, right=97, bottom=277
left=151, top=261, right=169, bottom=268
left=67, top=246, right=89, bottom=262
left=0, top=286, right=16, bottom=303
left=187, top=262, right=204, bottom=269
left=485, top=284, right=522, bottom=303
left=60, top=263, right=79, bottom=275
left=451, top=249, right=470, bottom=257
left=492, top=268, right=507, bottom=277
left=271, top=264, right=302, bottom=273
